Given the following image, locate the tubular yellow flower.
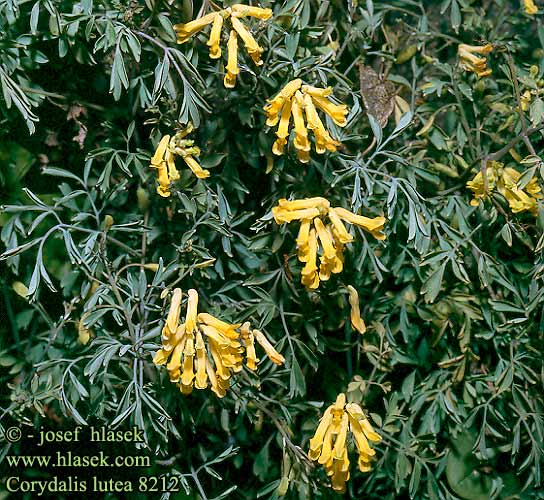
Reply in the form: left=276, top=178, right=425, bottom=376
left=182, top=155, right=210, bottom=179
left=185, top=289, right=199, bottom=335
left=224, top=30, right=239, bottom=88
left=165, top=150, right=180, bottom=182
left=231, top=15, right=264, bottom=65
left=174, top=12, right=217, bottom=44
left=292, top=92, right=311, bottom=162
left=523, top=0, right=538, bottom=14
left=207, top=14, right=224, bottom=59
left=252, top=329, right=285, bottom=365
left=334, top=207, right=387, bottom=240
left=314, top=217, right=336, bottom=261
left=166, top=288, right=183, bottom=335
left=327, top=208, right=353, bottom=244
left=311, top=95, right=348, bottom=127
left=301, top=228, right=319, bottom=289
left=296, top=218, right=312, bottom=263
left=301, top=84, right=333, bottom=97
left=151, top=135, right=170, bottom=166
left=194, top=330, right=208, bottom=389
left=272, top=206, right=320, bottom=224
left=240, top=322, right=259, bottom=370
left=278, top=197, right=330, bottom=211
left=231, top=4, right=273, bottom=19
left=347, top=285, right=366, bottom=334
left=302, top=93, right=339, bottom=154
left=155, top=163, right=171, bottom=198
left=272, top=98, right=292, bottom=155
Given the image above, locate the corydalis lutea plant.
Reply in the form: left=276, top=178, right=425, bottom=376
left=264, top=79, right=349, bottom=162
left=466, top=160, right=543, bottom=215
left=174, top=4, right=272, bottom=88
left=272, top=197, right=386, bottom=289
left=153, top=288, right=285, bottom=397
left=149, top=123, right=209, bottom=197
left=308, top=393, right=382, bottom=493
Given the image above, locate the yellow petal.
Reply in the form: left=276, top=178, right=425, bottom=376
left=152, top=348, right=170, bottom=366
left=278, top=197, right=330, bottom=211
left=292, top=92, right=311, bottom=153
left=174, top=13, right=217, bottom=44
left=524, top=0, right=539, bottom=15
left=308, top=408, right=333, bottom=460
left=332, top=413, right=349, bottom=460
left=275, top=97, right=292, bottom=139
left=272, top=206, right=320, bottom=224
left=226, top=29, right=239, bottom=75
left=327, top=208, right=353, bottom=244
left=151, top=135, right=171, bottom=165
left=207, top=14, right=223, bottom=59
left=301, top=85, right=332, bottom=97
left=194, top=330, right=208, bottom=389
left=347, top=285, right=366, bottom=334
left=334, top=207, right=386, bottom=238
left=181, top=336, right=195, bottom=386
left=166, top=288, right=183, bottom=335
left=231, top=4, right=273, bottom=20
left=185, top=289, right=199, bottom=334
left=314, top=217, right=336, bottom=261
left=311, top=96, right=348, bottom=127
left=183, top=155, right=210, bottom=179
left=198, top=313, right=241, bottom=339
left=231, top=16, right=263, bottom=65
left=252, top=329, right=285, bottom=365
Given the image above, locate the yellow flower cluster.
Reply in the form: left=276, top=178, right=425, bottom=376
left=149, top=124, right=209, bottom=197
left=174, top=4, right=272, bottom=88
left=272, top=197, right=386, bottom=289
left=308, top=393, right=381, bottom=493
left=153, top=289, right=285, bottom=398
left=264, top=79, right=349, bottom=163
left=523, top=0, right=538, bottom=15
left=458, top=43, right=493, bottom=77
left=467, top=161, right=542, bottom=215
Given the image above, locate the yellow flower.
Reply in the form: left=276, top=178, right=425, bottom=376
left=272, top=198, right=386, bottom=289
left=346, top=285, right=366, bottom=334
left=231, top=15, right=264, bottom=66
left=224, top=30, right=239, bottom=89
left=231, top=4, right=273, bottom=20
left=309, top=394, right=381, bottom=493
left=272, top=97, right=292, bottom=155
left=458, top=43, right=493, bottom=77
left=149, top=125, right=209, bottom=196
left=174, top=12, right=217, bottom=44
left=174, top=5, right=272, bottom=88
left=521, top=90, right=532, bottom=111
left=466, top=161, right=542, bottom=215
left=207, top=14, right=224, bottom=59
left=152, top=288, right=285, bottom=397
left=523, top=0, right=538, bottom=15
left=264, top=81, right=349, bottom=162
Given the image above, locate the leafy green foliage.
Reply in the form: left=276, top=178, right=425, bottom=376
left=1, top=0, right=543, bottom=498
